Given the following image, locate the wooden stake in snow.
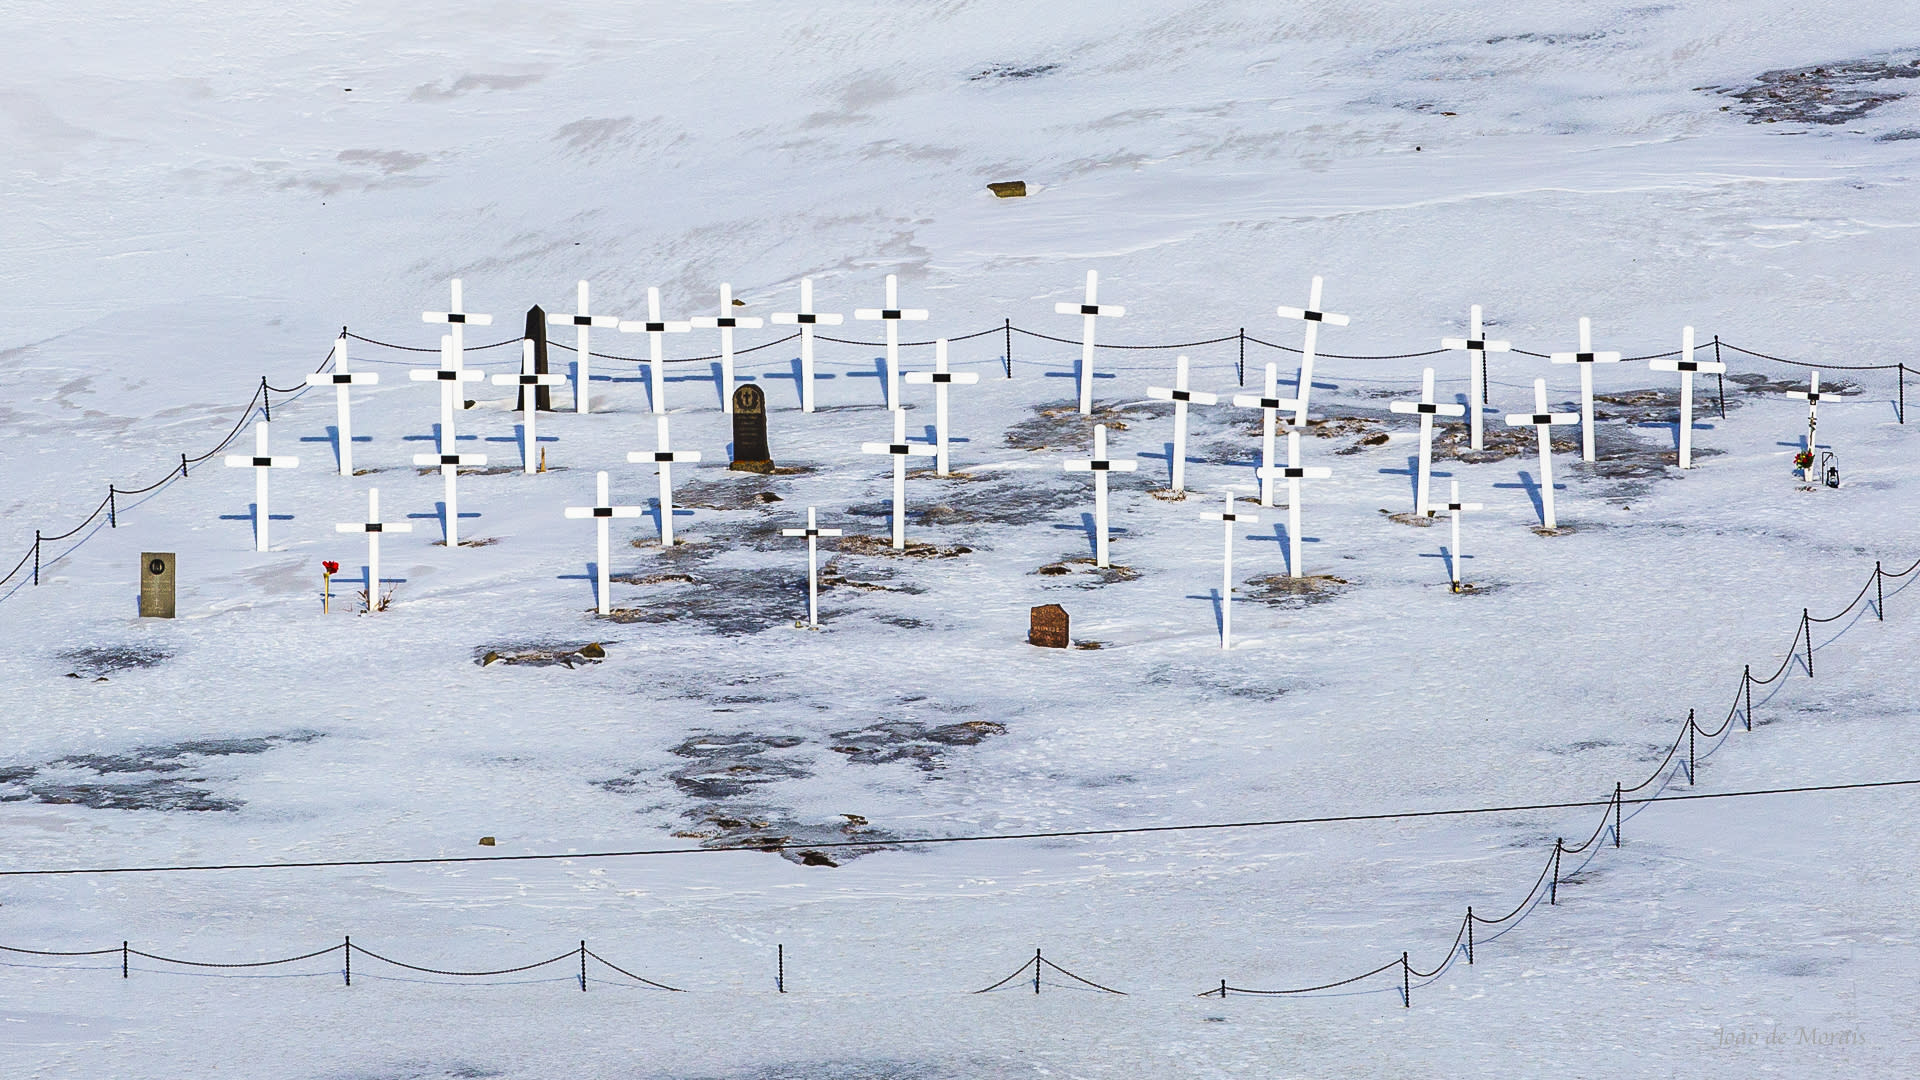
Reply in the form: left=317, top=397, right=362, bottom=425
left=1389, top=367, right=1466, bottom=517
left=781, top=506, right=842, bottom=628
left=861, top=409, right=937, bottom=550
left=1549, top=317, right=1623, bottom=463
left=408, top=335, right=485, bottom=448
left=904, top=339, right=978, bottom=475
left=410, top=445, right=487, bottom=549
left=1275, top=275, right=1349, bottom=427
left=1443, top=480, right=1481, bottom=591
left=334, top=486, right=411, bottom=610
left=421, top=278, right=492, bottom=368
left=626, top=414, right=701, bottom=548
left=1505, top=379, right=1579, bottom=530
left=224, top=420, right=299, bottom=552
left=771, top=277, right=843, bottom=413
left=1146, top=355, right=1218, bottom=492
left=854, top=274, right=929, bottom=411
left=1201, top=492, right=1258, bottom=649
left=617, top=287, right=692, bottom=414
left=1649, top=326, right=1724, bottom=470
left=1255, top=430, right=1330, bottom=578
left=547, top=280, right=619, bottom=414
left=306, top=333, right=377, bottom=476
left=1053, top=270, right=1124, bottom=415
left=1064, top=423, right=1138, bottom=568
left=492, top=340, right=567, bottom=474
left=564, top=471, right=642, bottom=616
left=1787, top=370, right=1823, bottom=481
left=1441, top=305, right=1509, bottom=451
left=690, top=283, right=764, bottom=413
left=1231, top=362, right=1302, bottom=507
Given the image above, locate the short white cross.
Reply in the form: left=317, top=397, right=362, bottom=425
left=617, top=287, right=692, bottom=414
left=547, top=280, right=619, bottom=414
left=1146, top=355, right=1218, bottom=493
left=564, top=471, right=643, bottom=616
left=408, top=335, right=486, bottom=448
left=1441, top=305, right=1510, bottom=451
left=1787, top=370, right=1823, bottom=480
left=1064, top=423, right=1138, bottom=568
left=1053, top=270, right=1124, bottom=416
left=861, top=409, right=938, bottom=550
left=223, top=420, right=298, bottom=552
left=492, top=340, right=568, bottom=474
left=306, top=333, right=378, bottom=476
left=1255, top=430, right=1331, bottom=578
left=781, top=506, right=843, bottom=629
left=626, top=413, right=702, bottom=548
left=334, top=486, right=411, bottom=611
left=1389, top=367, right=1466, bottom=517
left=690, top=282, right=764, bottom=413
left=904, top=339, right=979, bottom=476
left=421, top=278, right=493, bottom=367
left=1505, top=378, right=1579, bottom=530
left=1549, top=317, right=1623, bottom=463
left=1649, top=326, right=1725, bottom=470
left=1442, top=480, right=1482, bottom=591
left=1231, top=362, right=1303, bottom=507
left=771, top=277, right=844, bottom=413
left=854, top=274, right=929, bottom=411
left=410, top=445, right=487, bottom=548
left=1275, top=275, right=1349, bottom=428
left=1200, top=491, right=1258, bottom=650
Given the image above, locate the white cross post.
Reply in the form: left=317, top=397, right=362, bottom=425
left=1201, top=492, right=1258, bottom=650
left=781, top=506, right=842, bottom=629
left=1441, top=305, right=1510, bottom=451
left=1649, top=326, right=1725, bottom=470
left=306, top=333, right=378, bottom=476
left=1231, top=362, right=1303, bottom=507
left=1390, top=367, right=1467, bottom=517
left=854, top=274, right=928, bottom=411
left=1549, top=317, right=1624, bottom=463
left=564, top=471, right=643, bottom=616
left=1787, top=370, right=1823, bottom=481
left=1146, top=355, right=1218, bottom=493
left=861, top=409, right=937, bottom=550
left=411, top=446, right=487, bottom=548
left=617, top=287, right=692, bottom=414
left=409, top=335, right=486, bottom=448
left=691, top=283, right=764, bottom=412
left=224, top=420, right=298, bottom=552
left=1505, top=379, right=1580, bottom=530
left=627, top=413, right=701, bottom=548
left=1275, top=276, right=1349, bottom=427
left=1255, top=430, right=1331, bottom=578
left=903, top=339, right=978, bottom=476
left=492, top=340, right=567, bottom=474
left=771, top=277, right=843, bottom=413
left=334, top=487, right=411, bottom=611
left=1053, top=270, right=1125, bottom=415
left=1064, top=423, right=1138, bottom=568
left=1443, top=480, right=1482, bottom=591
left=421, top=278, right=493, bottom=368
left=548, top=280, right=619, bottom=414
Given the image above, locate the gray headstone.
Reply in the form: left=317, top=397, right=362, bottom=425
left=730, top=384, right=774, bottom=473
left=524, top=305, right=553, bottom=412
left=140, top=552, right=176, bottom=618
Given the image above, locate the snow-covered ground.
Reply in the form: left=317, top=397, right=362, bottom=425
left=5, top=2, right=1920, bottom=1077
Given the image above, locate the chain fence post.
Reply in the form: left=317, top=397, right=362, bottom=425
left=579, top=940, right=588, bottom=992
left=1713, top=335, right=1726, bottom=418
left=777, top=943, right=785, bottom=993
left=1218, top=978, right=1228, bottom=998
left=1899, top=363, right=1906, bottom=424
left=1614, top=783, right=1622, bottom=847
left=1465, top=909, right=1474, bottom=965
left=1401, top=952, right=1410, bottom=1008
left=1687, top=709, right=1696, bottom=784
left=1803, top=609, right=1814, bottom=677
left=1876, top=562, right=1884, bottom=620
left=260, top=376, right=271, bottom=421
left=122, top=941, right=128, bottom=978
left=33, top=530, right=40, bottom=585
left=1743, top=666, right=1753, bottom=731
left=344, top=936, right=352, bottom=986
left=1033, top=948, right=1042, bottom=994
left=1003, top=318, right=1012, bottom=379
left=1237, top=328, right=1246, bottom=386
left=1550, top=841, right=1561, bottom=904
left=108, top=487, right=117, bottom=528
left=180, top=453, right=190, bottom=479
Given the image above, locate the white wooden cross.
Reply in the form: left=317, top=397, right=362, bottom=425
left=1053, top=270, right=1124, bottom=415
left=1064, top=423, right=1138, bottom=568
left=1505, top=378, right=1579, bottom=530
left=690, top=283, right=764, bottom=412
left=1441, top=305, right=1510, bottom=451
left=492, top=340, right=568, bottom=474
left=1201, top=492, right=1258, bottom=650
left=771, top=277, right=844, bottom=413
left=903, top=339, right=978, bottom=475
left=564, top=471, right=642, bottom=616
left=1787, top=369, right=1823, bottom=481
left=223, top=420, right=298, bottom=552
left=1275, top=275, right=1349, bottom=427
left=409, top=335, right=486, bottom=448
left=854, top=274, right=929, bottom=411
left=861, top=409, right=937, bottom=550
left=1390, top=367, right=1466, bottom=517
left=1231, top=362, right=1303, bottom=507
left=1146, top=355, right=1218, bottom=493
left=1649, top=326, right=1725, bottom=470
left=410, top=446, right=487, bottom=548
left=1255, top=430, right=1331, bottom=578
left=1442, top=480, right=1482, bottom=591
left=306, top=333, right=378, bottom=476
left=617, top=287, right=692, bottom=414
left=1549, top=317, right=1623, bottom=463
left=626, top=413, right=701, bottom=548
left=421, top=278, right=493, bottom=366
left=547, top=280, right=619, bottom=414
left=334, top=486, right=411, bottom=611
left=781, top=506, right=842, bottom=629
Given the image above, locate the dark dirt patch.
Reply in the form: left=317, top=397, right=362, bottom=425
left=1712, top=54, right=1920, bottom=125
left=1003, top=402, right=1132, bottom=451
left=828, top=720, right=1007, bottom=770
left=476, top=642, right=607, bottom=668
left=602, top=568, right=805, bottom=634
left=972, top=62, right=1060, bottom=81
left=0, top=732, right=323, bottom=812
left=833, top=534, right=972, bottom=559
left=1034, top=558, right=1140, bottom=586
left=58, top=645, right=172, bottom=677
left=1244, top=573, right=1351, bottom=606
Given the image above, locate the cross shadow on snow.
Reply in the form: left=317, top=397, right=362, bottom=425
left=1493, top=470, right=1563, bottom=525
left=557, top=561, right=600, bottom=608
left=1378, top=454, right=1450, bottom=503
left=217, top=504, right=293, bottom=546
left=409, top=503, right=480, bottom=544
left=762, top=358, right=834, bottom=408
left=483, top=424, right=559, bottom=471
left=1247, top=524, right=1316, bottom=577
left=1417, top=546, right=1469, bottom=583
left=298, top=426, right=371, bottom=471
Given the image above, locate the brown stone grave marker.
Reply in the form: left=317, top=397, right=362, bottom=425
left=1029, top=603, right=1068, bottom=648
left=140, top=552, right=176, bottom=618
left=730, top=384, right=774, bottom=473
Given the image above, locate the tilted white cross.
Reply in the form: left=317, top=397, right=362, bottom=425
left=861, top=409, right=938, bottom=550
left=1787, top=369, right=1823, bottom=481
left=781, top=506, right=843, bottom=629
left=306, top=333, right=378, bottom=476
left=626, top=413, right=702, bottom=548
left=903, top=339, right=979, bottom=476
left=223, top=420, right=298, bottom=552
left=1201, top=491, right=1258, bottom=650
left=409, top=335, right=486, bottom=448
left=1146, top=355, right=1218, bottom=493
left=1442, top=480, right=1482, bottom=591
left=1549, top=317, right=1623, bottom=463
left=617, top=287, right=692, bottom=414
left=771, top=277, right=844, bottom=413
left=1441, top=305, right=1510, bottom=451
left=1064, top=423, right=1138, bottom=568
left=1275, top=275, right=1349, bottom=427
left=547, top=280, right=619, bottom=414
left=1231, top=362, right=1303, bottom=508
left=1255, top=430, right=1331, bottom=578
left=564, top=471, right=642, bottom=616
left=410, top=445, right=487, bottom=548
left=690, top=283, right=764, bottom=413
left=1649, top=326, right=1725, bottom=470
left=421, top=278, right=493, bottom=367
left=1390, top=367, right=1467, bottom=517
left=1505, top=378, right=1579, bottom=530
left=854, top=274, right=929, bottom=411
left=334, top=486, right=411, bottom=611
left=1054, top=270, right=1125, bottom=415
left=492, top=340, right=568, bottom=474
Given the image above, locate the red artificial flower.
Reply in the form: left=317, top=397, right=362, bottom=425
left=322, top=561, right=340, bottom=575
